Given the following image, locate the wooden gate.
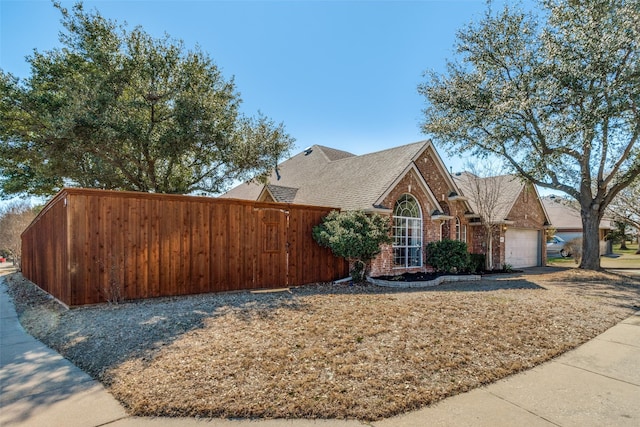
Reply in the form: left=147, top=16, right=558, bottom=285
left=256, top=206, right=289, bottom=287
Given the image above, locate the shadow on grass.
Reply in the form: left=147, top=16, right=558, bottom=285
left=4, top=267, right=549, bottom=390
left=537, top=268, right=640, bottom=311
left=3, top=272, right=310, bottom=383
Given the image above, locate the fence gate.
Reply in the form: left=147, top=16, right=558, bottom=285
left=255, top=207, right=289, bottom=287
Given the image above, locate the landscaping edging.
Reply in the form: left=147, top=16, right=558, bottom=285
left=367, top=274, right=481, bottom=288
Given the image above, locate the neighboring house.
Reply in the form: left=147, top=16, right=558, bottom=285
left=453, top=173, right=551, bottom=269
left=223, top=140, right=548, bottom=274
left=541, top=197, right=613, bottom=255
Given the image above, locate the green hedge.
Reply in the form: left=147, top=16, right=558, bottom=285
left=468, top=253, right=485, bottom=273
left=426, top=239, right=471, bottom=274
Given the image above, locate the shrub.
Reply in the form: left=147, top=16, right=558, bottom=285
left=312, top=210, right=392, bottom=282
left=426, top=239, right=471, bottom=274
left=502, top=263, right=514, bottom=273
left=565, top=238, right=583, bottom=264
left=468, top=253, right=486, bottom=273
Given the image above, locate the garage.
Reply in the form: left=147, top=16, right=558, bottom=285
left=505, top=228, right=540, bottom=268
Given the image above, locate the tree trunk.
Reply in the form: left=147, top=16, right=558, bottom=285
left=485, top=225, right=493, bottom=271
left=636, top=232, right=640, bottom=255
left=579, top=210, right=602, bottom=270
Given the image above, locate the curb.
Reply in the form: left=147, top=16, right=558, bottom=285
left=368, top=274, right=481, bottom=288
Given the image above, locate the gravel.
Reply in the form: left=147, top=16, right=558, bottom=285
left=5, top=267, right=639, bottom=421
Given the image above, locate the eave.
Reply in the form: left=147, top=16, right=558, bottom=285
left=364, top=206, right=393, bottom=215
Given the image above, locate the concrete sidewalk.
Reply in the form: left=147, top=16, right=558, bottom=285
left=1, top=272, right=639, bottom=427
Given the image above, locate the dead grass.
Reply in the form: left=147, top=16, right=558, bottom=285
left=5, top=268, right=639, bottom=421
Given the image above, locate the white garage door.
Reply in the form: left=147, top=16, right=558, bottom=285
left=505, top=229, right=540, bottom=268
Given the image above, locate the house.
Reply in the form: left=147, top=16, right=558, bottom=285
left=541, top=197, right=613, bottom=255
left=453, top=173, right=551, bottom=269
left=223, top=140, right=548, bottom=274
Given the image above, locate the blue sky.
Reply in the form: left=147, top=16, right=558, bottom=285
left=0, top=0, right=515, bottom=175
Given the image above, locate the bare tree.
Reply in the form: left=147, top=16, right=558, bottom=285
left=0, top=201, right=37, bottom=268
left=454, top=163, right=513, bottom=270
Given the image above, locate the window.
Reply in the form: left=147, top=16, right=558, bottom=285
left=393, top=194, right=422, bottom=267
left=455, top=217, right=467, bottom=243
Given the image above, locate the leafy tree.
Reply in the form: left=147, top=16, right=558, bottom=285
left=425, top=239, right=471, bottom=274
left=419, top=0, right=640, bottom=270
left=312, top=210, right=392, bottom=282
left=0, top=2, right=294, bottom=197
left=607, top=221, right=630, bottom=250
left=0, top=201, right=38, bottom=268
left=606, top=179, right=640, bottom=253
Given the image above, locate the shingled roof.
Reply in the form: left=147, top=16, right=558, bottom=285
left=453, top=172, right=526, bottom=223
left=263, top=184, right=298, bottom=203
left=541, top=197, right=613, bottom=230
left=222, top=141, right=440, bottom=211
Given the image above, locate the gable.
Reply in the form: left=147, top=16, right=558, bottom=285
left=260, top=184, right=298, bottom=203
left=378, top=165, right=442, bottom=214
left=507, top=183, right=549, bottom=228
left=412, top=145, right=473, bottom=216
left=454, top=173, right=523, bottom=223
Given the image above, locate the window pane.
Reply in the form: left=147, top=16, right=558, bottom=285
left=408, top=247, right=421, bottom=266
left=394, top=247, right=406, bottom=266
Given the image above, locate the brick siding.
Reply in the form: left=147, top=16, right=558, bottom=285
left=369, top=149, right=473, bottom=277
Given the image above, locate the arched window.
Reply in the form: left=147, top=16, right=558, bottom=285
left=455, top=217, right=461, bottom=241
left=393, top=194, right=423, bottom=267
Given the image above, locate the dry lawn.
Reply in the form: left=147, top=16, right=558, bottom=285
left=5, top=267, right=640, bottom=421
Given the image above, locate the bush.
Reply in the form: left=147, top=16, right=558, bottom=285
left=468, top=253, right=486, bottom=273
left=312, top=210, right=392, bottom=282
left=565, top=238, right=583, bottom=264
left=426, top=239, right=471, bottom=274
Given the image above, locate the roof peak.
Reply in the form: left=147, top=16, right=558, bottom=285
left=307, top=145, right=355, bottom=162
left=318, top=140, right=431, bottom=164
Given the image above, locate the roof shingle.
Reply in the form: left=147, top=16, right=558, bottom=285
left=453, top=172, right=524, bottom=223
left=222, top=141, right=430, bottom=210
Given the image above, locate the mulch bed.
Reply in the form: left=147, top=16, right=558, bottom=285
left=373, top=269, right=519, bottom=282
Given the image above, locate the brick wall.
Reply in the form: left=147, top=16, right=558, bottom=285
left=468, top=183, right=548, bottom=269
left=368, top=149, right=474, bottom=277
left=507, top=183, right=548, bottom=263
left=470, top=224, right=504, bottom=268
left=370, top=168, right=439, bottom=277
left=508, top=183, right=547, bottom=229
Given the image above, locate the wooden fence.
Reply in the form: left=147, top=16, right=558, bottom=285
left=21, top=188, right=348, bottom=306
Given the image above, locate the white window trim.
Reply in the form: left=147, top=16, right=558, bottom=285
left=393, top=194, right=423, bottom=268
left=455, top=217, right=467, bottom=243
